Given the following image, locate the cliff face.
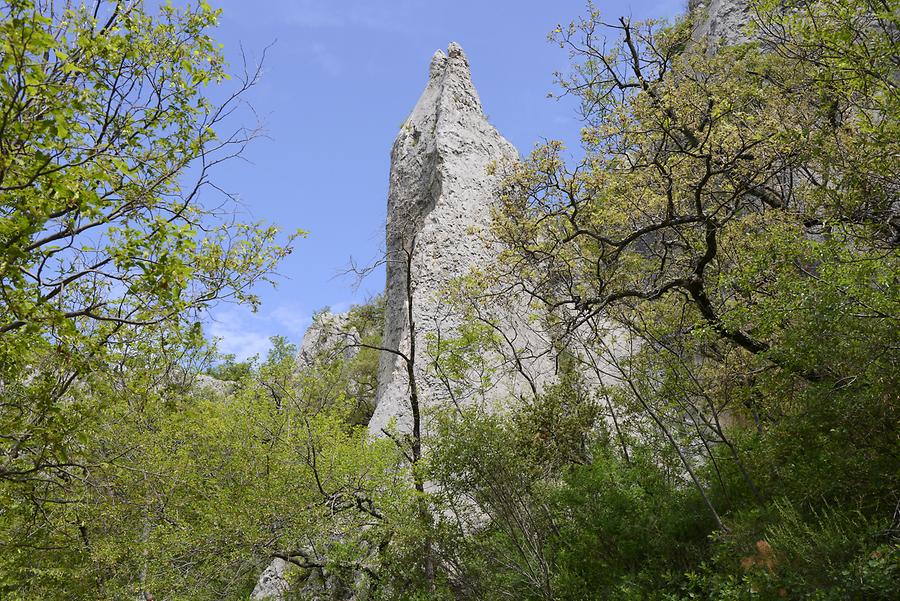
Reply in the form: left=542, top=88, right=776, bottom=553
left=369, top=43, right=520, bottom=436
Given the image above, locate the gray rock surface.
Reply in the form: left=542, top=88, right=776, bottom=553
left=192, top=373, right=233, bottom=397
left=369, top=43, right=524, bottom=436
left=297, top=309, right=359, bottom=367
left=689, top=0, right=755, bottom=47
left=250, top=558, right=291, bottom=601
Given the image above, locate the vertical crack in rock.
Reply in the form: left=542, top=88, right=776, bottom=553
left=370, top=43, right=520, bottom=436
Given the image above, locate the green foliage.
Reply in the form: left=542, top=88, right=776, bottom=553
left=0, top=328, right=407, bottom=599
left=411, top=1, right=899, bottom=599
left=206, top=351, right=255, bottom=381
left=421, top=374, right=898, bottom=600
left=345, top=295, right=387, bottom=424
left=0, top=0, right=299, bottom=491
left=549, top=446, right=716, bottom=600
left=427, top=406, right=558, bottom=601
left=0, top=1, right=303, bottom=597
left=2, top=1, right=897, bottom=599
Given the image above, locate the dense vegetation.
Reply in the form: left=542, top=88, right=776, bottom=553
left=1, top=0, right=897, bottom=600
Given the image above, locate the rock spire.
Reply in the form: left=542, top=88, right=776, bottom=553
left=369, top=42, right=520, bottom=435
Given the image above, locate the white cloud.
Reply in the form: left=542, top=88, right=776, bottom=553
left=205, top=303, right=316, bottom=361
left=207, top=310, right=274, bottom=360
left=270, top=304, right=313, bottom=336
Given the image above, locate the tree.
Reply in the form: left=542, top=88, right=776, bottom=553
left=486, top=0, right=896, bottom=513
left=0, top=0, right=297, bottom=484
left=429, top=1, right=898, bottom=598
left=494, top=0, right=897, bottom=374
left=0, top=1, right=298, bottom=595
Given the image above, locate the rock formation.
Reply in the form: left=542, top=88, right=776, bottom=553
left=369, top=43, right=524, bottom=436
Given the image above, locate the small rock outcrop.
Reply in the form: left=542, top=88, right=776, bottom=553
left=249, top=558, right=291, bottom=601
left=190, top=373, right=234, bottom=397
left=297, top=309, right=360, bottom=367
left=370, top=43, right=523, bottom=435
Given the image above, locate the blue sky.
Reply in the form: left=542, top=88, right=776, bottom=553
left=200, top=0, right=684, bottom=359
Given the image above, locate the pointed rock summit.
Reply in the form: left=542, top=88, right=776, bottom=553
left=370, top=43, right=519, bottom=435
